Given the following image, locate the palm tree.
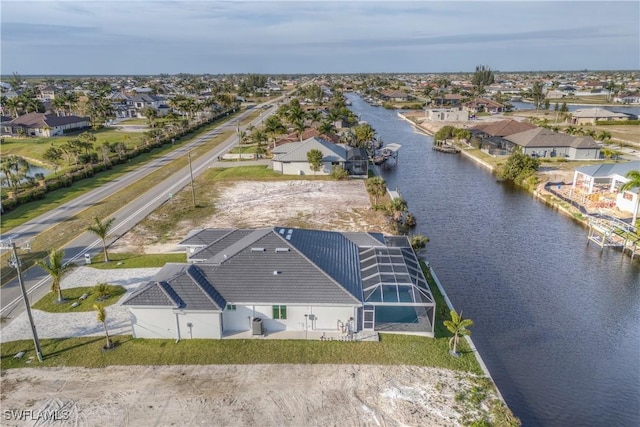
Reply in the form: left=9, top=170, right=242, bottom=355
left=620, top=170, right=640, bottom=228
left=365, top=176, right=386, bottom=205
left=318, top=120, right=336, bottom=136
left=0, top=155, right=30, bottom=191
left=87, top=217, right=116, bottom=262
left=36, top=249, right=75, bottom=302
left=93, top=303, right=113, bottom=349
left=388, top=197, right=408, bottom=221
left=306, top=110, right=322, bottom=128
left=264, top=115, right=286, bottom=149
left=293, top=119, right=306, bottom=141
left=4, top=97, right=22, bottom=118
left=443, top=309, right=474, bottom=356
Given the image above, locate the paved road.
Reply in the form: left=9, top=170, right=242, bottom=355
left=0, top=101, right=281, bottom=322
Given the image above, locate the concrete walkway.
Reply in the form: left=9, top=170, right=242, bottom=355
left=0, top=267, right=159, bottom=343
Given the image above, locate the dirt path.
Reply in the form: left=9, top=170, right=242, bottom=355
left=0, top=365, right=496, bottom=426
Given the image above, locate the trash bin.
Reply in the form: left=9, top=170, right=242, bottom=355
left=84, top=254, right=91, bottom=265
left=252, top=317, right=263, bottom=335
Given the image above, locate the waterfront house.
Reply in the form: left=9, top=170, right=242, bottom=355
left=424, top=107, right=469, bottom=122
left=271, top=136, right=367, bottom=176
left=613, top=92, right=640, bottom=105
left=122, top=227, right=436, bottom=340
left=379, top=89, right=411, bottom=102
left=463, top=97, right=505, bottom=114
left=572, top=161, right=640, bottom=216
left=570, top=108, right=631, bottom=125
left=504, top=127, right=601, bottom=160
left=470, top=119, right=538, bottom=150
left=431, top=94, right=463, bottom=107
left=2, top=113, right=90, bottom=137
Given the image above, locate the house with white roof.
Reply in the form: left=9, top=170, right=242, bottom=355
left=271, top=136, right=368, bottom=176
left=123, top=227, right=436, bottom=340
left=572, top=161, right=640, bottom=218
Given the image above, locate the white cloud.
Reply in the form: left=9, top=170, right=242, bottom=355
left=1, top=1, right=638, bottom=74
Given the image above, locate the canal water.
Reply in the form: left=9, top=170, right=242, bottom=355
left=346, top=93, right=640, bottom=427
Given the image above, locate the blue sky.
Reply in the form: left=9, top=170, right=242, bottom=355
left=1, top=1, right=639, bottom=75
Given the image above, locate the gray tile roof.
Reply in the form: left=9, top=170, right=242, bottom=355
left=277, top=227, right=362, bottom=301
left=123, top=263, right=225, bottom=310
left=125, top=227, right=434, bottom=310
left=198, top=231, right=361, bottom=304
left=505, top=128, right=600, bottom=149
left=188, top=229, right=254, bottom=261
left=180, top=228, right=235, bottom=247
left=272, top=137, right=348, bottom=163
left=575, top=161, right=640, bottom=179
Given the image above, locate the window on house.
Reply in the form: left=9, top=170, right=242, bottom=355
left=272, top=305, right=287, bottom=319
left=226, top=304, right=236, bottom=311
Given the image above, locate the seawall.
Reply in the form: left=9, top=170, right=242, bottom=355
left=428, top=264, right=507, bottom=404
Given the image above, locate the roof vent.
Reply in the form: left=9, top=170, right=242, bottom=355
left=275, top=248, right=290, bottom=253
left=273, top=270, right=281, bottom=275
left=251, top=247, right=266, bottom=252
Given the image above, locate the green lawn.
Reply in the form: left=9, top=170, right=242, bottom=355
left=1, top=128, right=145, bottom=162
left=204, top=165, right=331, bottom=181
left=0, top=333, right=481, bottom=372
left=1, top=113, right=248, bottom=285
left=32, top=285, right=126, bottom=313
left=2, top=262, right=480, bottom=374
left=88, top=252, right=186, bottom=269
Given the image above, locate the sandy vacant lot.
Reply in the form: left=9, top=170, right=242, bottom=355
left=112, top=180, right=392, bottom=253
left=0, top=365, right=495, bottom=427
left=2, top=180, right=509, bottom=426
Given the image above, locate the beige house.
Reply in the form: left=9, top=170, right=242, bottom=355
left=2, top=113, right=90, bottom=137
left=570, top=108, right=630, bottom=125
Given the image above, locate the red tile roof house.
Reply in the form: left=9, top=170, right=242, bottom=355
left=2, top=113, right=90, bottom=137
left=464, top=97, right=505, bottom=114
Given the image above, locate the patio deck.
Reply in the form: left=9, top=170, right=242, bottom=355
left=223, top=329, right=380, bottom=342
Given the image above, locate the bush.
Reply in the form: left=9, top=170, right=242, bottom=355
left=94, top=282, right=111, bottom=301
left=596, top=120, right=640, bottom=126
left=330, top=165, right=349, bottom=180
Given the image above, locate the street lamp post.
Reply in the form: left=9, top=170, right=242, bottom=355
left=5, top=241, right=43, bottom=362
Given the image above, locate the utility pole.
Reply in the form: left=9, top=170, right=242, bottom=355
left=5, top=241, right=43, bottom=362
left=188, top=151, right=196, bottom=208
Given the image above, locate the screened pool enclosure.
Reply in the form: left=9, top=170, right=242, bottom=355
left=359, top=240, right=435, bottom=336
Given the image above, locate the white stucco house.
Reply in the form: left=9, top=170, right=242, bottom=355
left=123, top=227, right=436, bottom=340
left=271, top=137, right=368, bottom=177
left=424, top=107, right=469, bottom=122
left=572, top=161, right=640, bottom=219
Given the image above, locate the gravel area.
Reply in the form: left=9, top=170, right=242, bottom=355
left=0, top=267, right=159, bottom=343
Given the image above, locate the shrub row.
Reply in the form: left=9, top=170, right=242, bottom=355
left=1, top=108, right=238, bottom=213
left=595, top=120, right=640, bottom=126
